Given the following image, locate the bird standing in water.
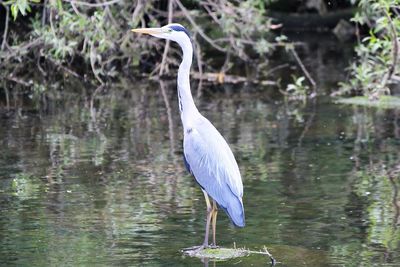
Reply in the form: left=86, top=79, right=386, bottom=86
left=132, top=23, right=245, bottom=248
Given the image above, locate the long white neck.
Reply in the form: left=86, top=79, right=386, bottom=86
left=177, top=39, right=199, bottom=127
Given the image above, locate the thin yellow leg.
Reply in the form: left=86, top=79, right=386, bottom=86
left=211, top=200, right=218, bottom=247
left=202, top=189, right=212, bottom=247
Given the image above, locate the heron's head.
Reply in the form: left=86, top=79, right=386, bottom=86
left=131, top=23, right=191, bottom=46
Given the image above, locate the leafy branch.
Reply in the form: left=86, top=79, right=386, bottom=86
left=336, top=0, right=400, bottom=98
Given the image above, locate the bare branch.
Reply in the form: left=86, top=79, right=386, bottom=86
left=1, top=4, right=10, bottom=51
left=159, top=0, right=174, bottom=76
left=90, top=41, right=105, bottom=85
left=70, top=1, right=84, bottom=17
left=174, top=0, right=226, bottom=52
left=6, top=75, right=32, bottom=87
left=200, top=2, right=221, bottom=26
left=63, top=0, right=121, bottom=7
left=131, top=0, right=144, bottom=26
left=194, top=36, right=204, bottom=98
left=289, top=47, right=317, bottom=90
left=0, top=37, right=43, bottom=61
left=42, top=0, right=48, bottom=25
left=263, top=246, right=276, bottom=267
left=46, top=56, right=82, bottom=78
left=264, top=63, right=290, bottom=76
left=49, top=5, right=56, bottom=37
left=381, top=9, right=398, bottom=88
left=159, top=80, right=177, bottom=157
left=104, top=5, right=119, bottom=27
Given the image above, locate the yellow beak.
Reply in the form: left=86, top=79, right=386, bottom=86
left=131, top=27, right=164, bottom=35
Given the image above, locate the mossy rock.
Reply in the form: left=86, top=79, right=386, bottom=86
left=335, top=96, right=400, bottom=109
left=182, top=247, right=249, bottom=261
left=182, top=244, right=329, bottom=265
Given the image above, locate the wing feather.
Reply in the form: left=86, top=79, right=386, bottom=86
left=183, top=117, right=245, bottom=227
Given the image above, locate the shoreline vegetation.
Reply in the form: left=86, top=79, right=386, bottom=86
left=0, top=0, right=399, bottom=108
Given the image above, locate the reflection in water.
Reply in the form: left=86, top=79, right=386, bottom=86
left=1, top=79, right=400, bottom=266
left=159, top=80, right=178, bottom=162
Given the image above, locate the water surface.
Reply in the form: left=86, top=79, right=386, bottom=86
left=1, top=36, right=400, bottom=266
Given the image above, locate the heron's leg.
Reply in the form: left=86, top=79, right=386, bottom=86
left=202, top=189, right=212, bottom=247
left=211, top=200, right=218, bottom=247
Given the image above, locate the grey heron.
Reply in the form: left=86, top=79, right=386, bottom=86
left=132, top=23, right=245, bottom=248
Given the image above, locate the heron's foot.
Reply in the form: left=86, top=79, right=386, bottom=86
left=182, top=245, right=203, bottom=252
left=195, top=243, right=211, bottom=251
left=182, top=243, right=219, bottom=252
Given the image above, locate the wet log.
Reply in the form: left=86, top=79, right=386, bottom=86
left=191, top=72, right=277, bottom=85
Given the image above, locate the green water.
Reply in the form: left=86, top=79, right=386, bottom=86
left=1, top=79, right=400, bottom=266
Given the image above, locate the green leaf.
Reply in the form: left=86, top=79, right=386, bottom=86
left=17, top=0, right=28, bottom=16
left=11, top=4, right=18, bottom=20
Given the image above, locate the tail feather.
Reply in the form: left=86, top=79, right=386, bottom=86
left=226, top=197, right=245, bottom=227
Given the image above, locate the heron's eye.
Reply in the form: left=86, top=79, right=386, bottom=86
left=168, top=29, right=173, bottom=33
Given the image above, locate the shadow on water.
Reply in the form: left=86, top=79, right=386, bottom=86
left=1, top=34, right=400, bottom=266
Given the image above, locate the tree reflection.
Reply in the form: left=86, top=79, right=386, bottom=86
left=1, top=79, right=400, bottom=266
